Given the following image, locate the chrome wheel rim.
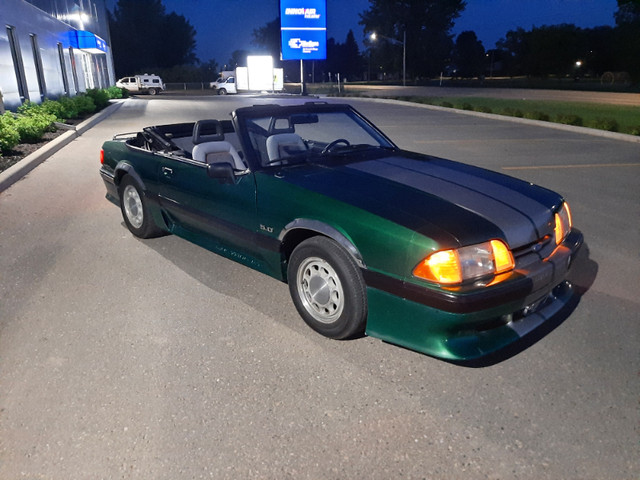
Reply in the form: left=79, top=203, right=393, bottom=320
left=123, top=185, right=144, bottom=229
left=296, top=257, right=344, bottom=324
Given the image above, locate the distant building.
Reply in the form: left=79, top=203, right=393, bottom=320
left=0, top=0, right=115, bottom=111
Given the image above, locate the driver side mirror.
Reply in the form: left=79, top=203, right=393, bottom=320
left=207, top=162, right=235, bottom=184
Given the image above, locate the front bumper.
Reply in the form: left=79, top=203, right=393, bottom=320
left=364, top=229, right=583, bottom=360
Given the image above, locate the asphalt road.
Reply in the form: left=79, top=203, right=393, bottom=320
left=1, top=95, right=638, bottom=479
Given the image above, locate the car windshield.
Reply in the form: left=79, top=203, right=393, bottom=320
left=243, top=109, right=396, bottom=168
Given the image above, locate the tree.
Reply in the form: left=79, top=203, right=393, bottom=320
left=360, top=0, right=466, bottom=79
left=453, top=31, right=485, bottom=77
left=615, top=0, right=640, bottom=24
left=251, top=18, right=282, bottom=59
left=323, top=30, right=364, bottom=81
left=614, top=0, right=640, bottom=81
left=495, top=27, right=527, bottom=76
left=109, top=0, right=197, bottom=76
left=227, top=50, right=250, bottom=70
left=340, top=30, right=364, bottom=79
left=497, top=25, right=592, bottom=77
left=158, top=12, right=197, bottom=68
left=496, top=20, right=636, bottom=81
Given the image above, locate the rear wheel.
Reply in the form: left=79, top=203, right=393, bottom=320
left=148, top=88, right=157, bottom=95
left=118, top=175, right=163, bottom=238
left=288, top=236, right=367, bottom=339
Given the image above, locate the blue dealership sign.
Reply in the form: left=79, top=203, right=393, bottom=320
left=280, top=0, right=327, bottom=60
left=69, top=30, right=108, bottom=54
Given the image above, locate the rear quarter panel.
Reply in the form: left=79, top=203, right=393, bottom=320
left=102, top=140, right=161, bottom=193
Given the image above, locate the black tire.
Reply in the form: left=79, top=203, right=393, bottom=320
left=217, top=88, right=227, bottom=95
left=287, top=236, right=367, bottom=339
left=118, top=175, right=163, bottom=238
left=148, top=88, right=157, bottom=95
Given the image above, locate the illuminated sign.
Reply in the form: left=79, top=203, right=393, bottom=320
left=247, top=56, right=274, bottom=91
left=280, top=0, right=326, bottom=60
left=69, top=30, right=107, bottom=54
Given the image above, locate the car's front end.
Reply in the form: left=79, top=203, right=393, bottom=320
left=343, top=155, right=583, bottom=360
left=364, top=220, right=582, bottom=360
left=257, top=145, right=583, bottom=361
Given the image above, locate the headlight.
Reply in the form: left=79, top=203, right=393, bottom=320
left=413, top=240, right=515, bottom=285
left=554, top=202, right=573, bottom=245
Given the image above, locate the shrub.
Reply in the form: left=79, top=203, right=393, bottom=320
left=71, top=94, right=96, bottom=115
left=440, top=101, right=453, bottom=108
left=40, top=99, right=67, bottom=121
left=0, top=113, right=21, bottom=152
left=14, top=112, right=56, bottom=143
left=501, top=107, right=523, bottom=118
left=590, top=117, right=619, bottom=132
left=106, top=86, right=127, bottom=99
left=461, top=102, right=474, bottom=111
left=630, top=126, right=640, bottom=136
left=475, top=105, right=492, bottom=114
left=56, top=97, right=80, bottom=120
left=15, top=101, right=57, bottom=139
left=555, top=114, right=583, bottom=126
left=524, top=111, right=550, bottom=121
left=85, top=88, right=110, bottom=109
left=16, top=100, right=41, bottom=117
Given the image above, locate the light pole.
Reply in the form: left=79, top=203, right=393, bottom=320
left=370, top=30, right=406, bottom=86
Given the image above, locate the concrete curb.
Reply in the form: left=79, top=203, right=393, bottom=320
left=0, top=100, right=125, bottom=193
left=352, top=96, right=640, bottom=144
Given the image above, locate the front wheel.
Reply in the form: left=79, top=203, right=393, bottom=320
left=217, top=88, right=227, bottom=95
left=118, top=175, right=163, bottom=238
left=287, top=236, right=367, bottom=339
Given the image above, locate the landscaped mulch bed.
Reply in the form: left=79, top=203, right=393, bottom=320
left=0, top=117, right=87, bottom=174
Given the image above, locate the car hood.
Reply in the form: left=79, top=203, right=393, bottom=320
left=274, top=152, right=563, bottom=249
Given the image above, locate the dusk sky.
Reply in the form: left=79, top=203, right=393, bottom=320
left=127, top=0, right=620, bottom=65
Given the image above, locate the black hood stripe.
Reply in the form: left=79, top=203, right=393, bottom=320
left=347, top=156, right=556, bottom=247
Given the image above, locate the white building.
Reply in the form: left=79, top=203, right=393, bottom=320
left=1, top=0, right=115, bottom=111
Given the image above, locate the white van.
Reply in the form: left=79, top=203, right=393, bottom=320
left=116, top=74, right=165, bottom=95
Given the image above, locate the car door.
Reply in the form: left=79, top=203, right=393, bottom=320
left=155, top=155, right=260, bottom=257
left=125, top=77, right=139, bottom=92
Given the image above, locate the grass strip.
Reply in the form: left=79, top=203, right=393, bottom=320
left=385, top=96, right=640, bottom=136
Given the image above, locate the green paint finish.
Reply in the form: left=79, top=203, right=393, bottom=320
left=365, top=288, right=521, bottom=360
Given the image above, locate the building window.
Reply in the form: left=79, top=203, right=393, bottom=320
left=6, top=25, right=29, bottom=102
left=57, top=42, right=70, bottom=96
left=69, top=47, right=80, bottom=93
left=30, top=34, right=47, bottom=99
left=81, top=52, right=95, bottom=89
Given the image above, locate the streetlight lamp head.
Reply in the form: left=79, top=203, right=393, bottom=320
left=370, top=32, right=377, bottom=41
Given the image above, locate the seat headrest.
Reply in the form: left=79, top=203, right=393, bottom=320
left=193, top=119, right=224, bottom=145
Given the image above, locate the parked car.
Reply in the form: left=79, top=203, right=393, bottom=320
left=99, top=102, right=583, bottom=360
left=209, top=71, right=237, bottom=95
left=115, top=74, right=164, bottom=95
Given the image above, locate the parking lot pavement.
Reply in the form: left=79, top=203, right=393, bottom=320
left=0, top=95, right=638, bottom=479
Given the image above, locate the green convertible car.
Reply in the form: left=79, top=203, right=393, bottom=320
left=99, top=102, right=583, bottom=360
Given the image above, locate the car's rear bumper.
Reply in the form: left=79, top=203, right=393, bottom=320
left=100, top=167, right=120, bottom=206
left=364, top=229, right=583, bottom=360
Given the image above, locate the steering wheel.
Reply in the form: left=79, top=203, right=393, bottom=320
left=321, top=138, right=350, bottom=154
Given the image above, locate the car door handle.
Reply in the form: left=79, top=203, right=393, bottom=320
left=161, top=166, right=173, bottom=177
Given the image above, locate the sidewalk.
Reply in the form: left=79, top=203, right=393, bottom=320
left=0, top=100, right=124, bottom=193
